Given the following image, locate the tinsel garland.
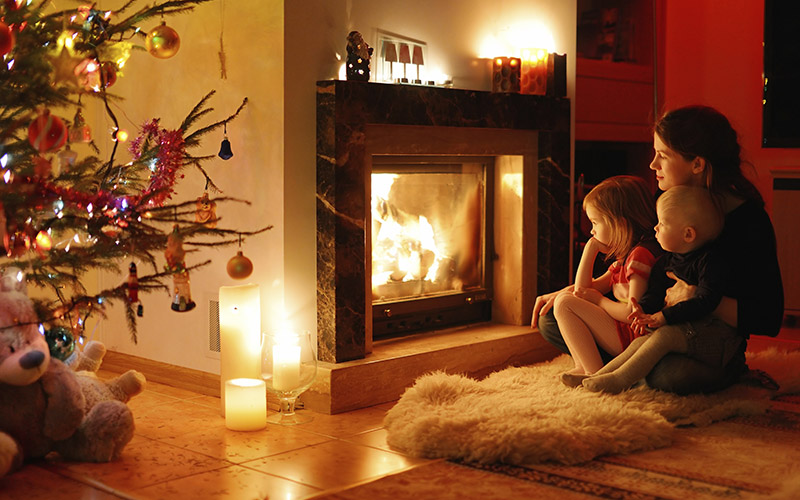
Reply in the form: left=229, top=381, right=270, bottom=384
left=128, top=118, right=186, bottom=207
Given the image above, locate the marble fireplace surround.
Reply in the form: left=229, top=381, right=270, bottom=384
left=308, top=80, right=570, bottom=413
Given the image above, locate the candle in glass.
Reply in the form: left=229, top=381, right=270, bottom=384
left=272, top=334, right=301, bottom=391
left=225, top=378, right=267, bottom=431
left=219, top=284, right=261, bottom=415
left=520, top=48, right=548, bottom=95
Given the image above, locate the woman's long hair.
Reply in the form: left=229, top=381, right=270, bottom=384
left=654, top=105, right=763, bottom=205
left=582, top=175, right=657, bottom=262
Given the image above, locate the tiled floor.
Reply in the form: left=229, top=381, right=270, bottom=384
left=2, top=374, right=435, bottom=499
left=4, top=325, right=799, bottom=499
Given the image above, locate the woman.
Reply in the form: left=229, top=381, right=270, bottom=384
left=533, top=105, right=784, bottom=394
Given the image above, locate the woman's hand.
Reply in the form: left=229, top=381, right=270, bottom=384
left=664, top=271, right=697, bottom=306
left=531, top=286, right=573, bottom=328
left=572, top=286, right=604, bottom=305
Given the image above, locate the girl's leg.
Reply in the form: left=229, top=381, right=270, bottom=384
left=583, top=324, right=689, bottom=393
left=553, top=293, right=623, bottom=377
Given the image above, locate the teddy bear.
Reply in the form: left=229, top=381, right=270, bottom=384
left=0, top=268, right=145, bottom=478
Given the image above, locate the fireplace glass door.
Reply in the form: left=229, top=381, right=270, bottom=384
left=371, top=156, right=493, bottom=338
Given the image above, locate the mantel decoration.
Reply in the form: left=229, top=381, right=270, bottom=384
left=345, top=30, right=372, bottom=81
left=0, top=0, right=272, bottom=344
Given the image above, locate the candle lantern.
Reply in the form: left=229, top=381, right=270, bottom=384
left=492, top=57, right=521, bottom=93
left=219, top=284, right=262, bottom=415
left=260, top=330, right=318, bottom=425
left=225, top=378, right=267, bottom=431
left=520, top=48, right=549, bottom=95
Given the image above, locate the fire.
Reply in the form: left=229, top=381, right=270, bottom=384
left=372, top=174, right=444, bottom=289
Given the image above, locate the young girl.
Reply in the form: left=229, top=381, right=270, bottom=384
left=554, top=175, right=661, bottom=385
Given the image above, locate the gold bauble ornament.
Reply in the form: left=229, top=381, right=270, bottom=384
left=227, top=250, right=253, bottom=280
left=145, top=22, right=181, bottom=59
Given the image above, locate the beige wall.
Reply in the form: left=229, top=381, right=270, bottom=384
left=86, top=0, right=575, bottom=373
left=87, top=0, right=284, bottom=372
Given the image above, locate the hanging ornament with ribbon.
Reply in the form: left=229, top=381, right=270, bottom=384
left=127, top=261, right=143, bottom=316
left=146, top=21, right=181, bottom=59
left=195, top=189, right=218, bottom=228
left=218, top=122, right=233, bottom=160
left=227, top=233, right=253, bottom=280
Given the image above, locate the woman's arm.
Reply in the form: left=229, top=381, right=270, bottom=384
left=531, top=284, right=574, bottom=328
left=664, top=273, right=738, bottom=327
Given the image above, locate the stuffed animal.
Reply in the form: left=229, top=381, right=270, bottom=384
left=0, top=269, right=145, bottom=477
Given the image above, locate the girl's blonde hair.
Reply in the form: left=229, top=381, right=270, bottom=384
left=582, top=175, right=657, bottom=261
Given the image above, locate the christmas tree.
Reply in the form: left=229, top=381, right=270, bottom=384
left=0, top=0, right=269, bottom=343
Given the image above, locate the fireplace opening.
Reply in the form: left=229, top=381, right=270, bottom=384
left=371, top=155, right=494, bottom=338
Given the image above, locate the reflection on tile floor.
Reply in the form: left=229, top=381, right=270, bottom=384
left=2, top=372, right=433, bottom=500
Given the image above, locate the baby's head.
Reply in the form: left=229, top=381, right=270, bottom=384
left=655, top=186, right=723, bottom=253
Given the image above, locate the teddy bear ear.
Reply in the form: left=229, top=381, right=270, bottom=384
left=0, top=267, right=26, bottom=294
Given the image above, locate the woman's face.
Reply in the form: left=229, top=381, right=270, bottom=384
left=650, top=133, right=704, bottom=191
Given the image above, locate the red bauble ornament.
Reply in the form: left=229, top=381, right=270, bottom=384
left=145, top=22, right=180, bottom=59
left=227, top=251, right=253, bottom=280
left=0, top=22, right=14, bottom=57
left=4, top=0, right=24, bottom=10
left=28, top=110, right=67, bottom=153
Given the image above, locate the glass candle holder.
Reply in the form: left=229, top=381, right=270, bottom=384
left=260, top=330, right=318, bottom=425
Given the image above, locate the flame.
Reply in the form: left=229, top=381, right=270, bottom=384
left=372, top=175, right=445, bottom=289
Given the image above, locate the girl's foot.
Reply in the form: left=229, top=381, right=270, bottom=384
left=581, top=373, right=630, bottom=394
left=560, top=371, right=590, bottom=388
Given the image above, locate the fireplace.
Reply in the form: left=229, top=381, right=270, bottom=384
left=316, top=80, right=571, bottom=364
left=371, top=155, right=492, bottom=338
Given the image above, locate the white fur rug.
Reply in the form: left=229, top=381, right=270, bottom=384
left=384, top=348, right=800, bottom=465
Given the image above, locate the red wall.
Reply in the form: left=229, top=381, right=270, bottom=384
left=663, top=0, right=800, bottom=212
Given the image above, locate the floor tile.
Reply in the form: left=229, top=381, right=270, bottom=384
left=243, top=439, right=429, bottom=491
left=160, top=421, right=331, bottom=463
left=291, top=404, right=391, bottom=439
left=1, top=464, right=126, bottom=500
left=41, top=435, right=232, bottom=493
left=137, top=464, right=320, bottom=500
left=133, top=399, right=226, bottom=440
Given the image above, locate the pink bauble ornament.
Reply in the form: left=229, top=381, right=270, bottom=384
left=28, top=110, right=67, bottom=153
left=226, top=251, right=253, bottom=280
left=145, top=22, right=180, bottom=59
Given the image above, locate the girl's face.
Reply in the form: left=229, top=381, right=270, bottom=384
left=650, top=133, right=704, bottom=191
left=585, top=203, right=612, bottom=252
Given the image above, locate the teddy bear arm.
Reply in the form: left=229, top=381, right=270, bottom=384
left=40, top=360, right=86, bottom=440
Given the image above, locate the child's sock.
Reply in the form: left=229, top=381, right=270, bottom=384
left=581, top=372, right=631, bottom=394
left=560, top=371, right=590, bottom=388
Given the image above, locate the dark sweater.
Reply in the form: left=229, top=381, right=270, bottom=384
left=639, top=241, right=726, bottom=324
left=641, top=199, right=784, bottom=338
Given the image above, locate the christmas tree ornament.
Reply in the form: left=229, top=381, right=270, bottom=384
left=218, top=123, right=233, bottom=159
left=146, top=22, right=181, bottom=59
left=69, top=108, right=92, bottom=143
left=57, top=143, right=79, bottom=174
left=45, top=325, right=76, bottom=362
left=227, top=250, right=253, bottom=279
left=165, top=224, right=196, bottom=312
left=227, top=234, right=253, bottom=279
left=4, top=224, right=31, bottom=258
left=195, top=192, right=218, bottom=228
left=28, top=110, right=67, bottom=153
left=4, top=0, right=24, bottom=11
left=33, top=156, right=53, bottom=178
left=48, top=46, right=83, bottom=87
left=0, top=21, right=14, bottom=57
left=127, top=262, right=139, bottom=303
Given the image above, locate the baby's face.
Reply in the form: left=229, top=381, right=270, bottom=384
left=654, top=206, right=685, bottom=253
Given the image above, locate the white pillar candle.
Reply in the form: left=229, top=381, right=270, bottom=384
left=272, top=343, right=301, bottom=391
left=224, top=378, right=267, bottom=431
left=219, top=284, right=261, bottom=415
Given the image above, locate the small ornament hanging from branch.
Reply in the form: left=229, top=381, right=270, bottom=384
left=218, top=0, right=228, bottom=79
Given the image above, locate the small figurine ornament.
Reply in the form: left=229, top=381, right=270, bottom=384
left=127, top=262, right=139, bottom=303
left=195, top=192, right=218, bottom=228
left=164, top=225, right=195, bottom=312
left=346, top=31, right=373, bottom=81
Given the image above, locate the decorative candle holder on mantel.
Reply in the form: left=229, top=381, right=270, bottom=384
left=260, top=331, right=318, bottom=425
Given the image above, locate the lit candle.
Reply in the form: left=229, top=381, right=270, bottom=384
left=219, top=284, right=261, bottom=415
left=272, top=335, right=301, bottom=391
left=520, top=48, right=548, bottom=95
left=224, top=378, right=267, bottom=431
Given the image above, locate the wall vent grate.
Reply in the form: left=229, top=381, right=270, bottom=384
left=208, top=299, right=220, bottom=353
